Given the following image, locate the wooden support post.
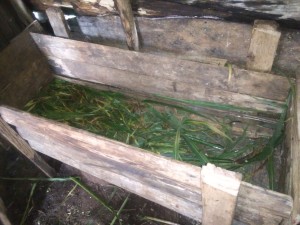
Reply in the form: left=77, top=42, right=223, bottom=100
left=0, top=116, right=55, bottom=177
left=0, top=197, right=12, bottom=225
left=201, top=163, right=242, bottom=225
left=114, top=0, right=139, bottom=50
left=246, top=20, right=281, bottom=72
left=46, top=7, right=70, bottom=38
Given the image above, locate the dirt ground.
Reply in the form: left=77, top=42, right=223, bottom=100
left=0, top=143, right=199, bottom=225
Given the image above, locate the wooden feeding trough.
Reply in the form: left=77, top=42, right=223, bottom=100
left=0, top=1, right=300, bottom=224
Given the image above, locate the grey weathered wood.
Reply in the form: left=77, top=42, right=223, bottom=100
left=46, top=7, right=70, bottom=38
left=0, top=30, right=53, bottom=109
left=115, top=0, right=139, bottom=50
left=0, top=116, right=55, bottom=177
left=0, top=106, right=293, bottom=224
left=246, top=20, right=281, bottom=72
left=75, top=16, right=300, bottom=76
left=201, top=164, right=242, bottom=225
left=284, top=72, right=300, bottom=224
left=31, top=33, right=290, bottom=115
left=28, top=0, right=300, bottom=23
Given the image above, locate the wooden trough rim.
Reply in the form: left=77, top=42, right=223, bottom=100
left=0, top=106, right=292, bottom=224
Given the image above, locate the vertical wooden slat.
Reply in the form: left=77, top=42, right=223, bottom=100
left=0, top=197, right=12, bottom=225
left=46, top=7, right=70, bottom=38
left=201, top=163, right=242, bottom=225
left=246, top=20, right=281, bottom=72
left=115, top=0, right=139, bottom=50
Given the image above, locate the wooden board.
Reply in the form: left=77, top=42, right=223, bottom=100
left=46, top=7, right=70, bottom=38
left=0, top=28, right=53, bottom=109
left=284, top=74, right=300, bottom=224
left=31, top=33, right=290, bottom=115
left=28, top=0, right=300, bottom=23
left=0, top=106, right=293, bottom=224
left=246, top=20, right=281, bottom=72
left=75, top=16, right=300, bottom=76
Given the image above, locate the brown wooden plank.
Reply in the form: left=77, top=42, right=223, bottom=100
left=0, top=116, right=55, bottom=177
left=0, top=29, right=53, bottom=109
left=0, top=106, right=293, bottom=224
left=75, top=16, right=300, bottom=76
left=201, top=164, right=242, bottom=225
left=246, top=20, right=281, bottom=72
left=115, top=0, right=139, bottom=50
left=31, top=33, right=290, bottom=114
left=46, top=7, right=70, bottom=38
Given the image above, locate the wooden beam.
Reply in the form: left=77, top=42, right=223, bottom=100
left=246, top=20, right=281, bottom=72
left=46, top=7, right=70, bottom=38
left=284, top=72, right=300, bottom=224
left=28, top=0, right=300, bottom=24
left=201, top=164, right=242, bottom=225
left=0, top=106, right=292, bottom=224
left=115, top=0, right=139, bottom=50
left=0, top=116, right=55, bottom=177
left=31, top=33, right=290, bottom=115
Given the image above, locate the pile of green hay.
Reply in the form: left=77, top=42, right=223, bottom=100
left=25, top=79, right=288, bottom=189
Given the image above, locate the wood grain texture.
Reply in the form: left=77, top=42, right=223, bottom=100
left=46, top=7, right=70, bottom=38
left=246, top=20, right=281, bottom=72
left=0, top=29, right=53, bottom=109
left=75, top=16, right=300, bottom=76
left=0, top=106, right=293, bottom=224
left=201, top=164, right=242, bottom=225
left=0, top=116, right=55, bottom=177
left=28, top=0, right=300, bottom=23
left=284, top=73, right=300, bottom=224
left=115, top=0, right=139, bottom=50
left=31, top=33, right=290, bottom=115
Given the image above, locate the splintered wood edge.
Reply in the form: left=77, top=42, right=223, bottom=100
left=201, top=163, right=242, bottom=196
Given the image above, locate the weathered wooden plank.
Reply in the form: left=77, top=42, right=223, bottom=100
left=246, top=20, right=281, bottom=72
left=0, top=116, right=55, bottom=177
left=284, top=73, right=300, bottom=224
left=201, top=164, right=242, bottom=225
left=115, top=0, right=139, bottom=50
left=31, top=33, right=290, bottom=114
left=75, top=16, right=300, bottom=76
left=28, top=0, right=300, bottom=23
left=0, top=106, right=293, bottom=224
left=0, top=28, right=53, bottom=109
left=46, top=7, right=70, bottom=38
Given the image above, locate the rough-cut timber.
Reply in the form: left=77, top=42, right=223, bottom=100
left=0, top=116, right=55, bottom=177
left=28, top=0, right=300, bottom=23
left=46, top=7, right=70, bottom=38
left=201, top=164, right=242, bottom=225
left=75, top=16, right=300, bottom=76
left=246, top=20, right=281, bottom=72
left=0, top=29, right=52, bottom=109
left=115, top=0, right=139, bottom=50
left=31, top=33, right=290, bottom=115
left=284, top=73, right=300, bottom=224
left=0, top=106, right=293, bottom=224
